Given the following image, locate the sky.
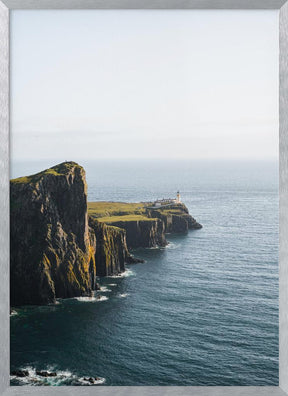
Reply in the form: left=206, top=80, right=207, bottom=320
left=11, top=10, right=279, bottom=162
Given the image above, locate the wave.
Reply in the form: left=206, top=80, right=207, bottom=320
left=99, top=286, right=112, bottom=293
left=10, top=310, right=18, bottom=317
left=96, top=296, right=109, bottom=302
left=166, top=242, right=181, bottom=250
left=107, top=283, right=117, bottom=287
left=109, top=269, right=135, bottom=278
left=146, top=242, right=180, bottom=250
left=78, top=377, right=106, bottom=385
left=117, top=293, right=130, bottom=298
left=74, top=296, right=98, bottom=302
left=49, top=300, right=60, bottom=305
left=10, top=366, right=105, bottom=386
left=74, top=295, right=108, bottom=302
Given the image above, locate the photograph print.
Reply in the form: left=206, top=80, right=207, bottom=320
left=10, top=10, right=279, bottom=386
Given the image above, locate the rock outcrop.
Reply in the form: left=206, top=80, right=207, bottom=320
left=107, top=218, right=167, bottom=248
left=10, top=162, right=202, bottom=306
left=148, top=203, right=202, bottom=233
left=88, top=218, right=142, bottom=276
left=99, top=203, right=202, bottom=248
left=10, top=162, right=97, bottom=306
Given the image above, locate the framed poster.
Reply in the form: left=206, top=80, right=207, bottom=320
left=1, top=1, right=288, bottom=396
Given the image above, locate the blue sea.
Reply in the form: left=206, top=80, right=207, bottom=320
left=10, top=159, right=279, bottom=386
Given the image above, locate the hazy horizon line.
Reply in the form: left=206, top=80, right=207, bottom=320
left=11, top=157, right=279, bottom=163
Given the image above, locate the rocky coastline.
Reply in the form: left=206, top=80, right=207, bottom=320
left=10, top=162, right=202, bottom=306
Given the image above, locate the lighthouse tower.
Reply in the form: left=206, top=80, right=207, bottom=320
left=176, top=191, right=181, bottom=203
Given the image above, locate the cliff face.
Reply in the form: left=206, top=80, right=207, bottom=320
left=88, top=202, right=202, bottom=249
left=148, top=204, right=202, bottom=233
left=10, top=162, right=97, bottom=306
left=89, top=217, right=139, bottom=276
left=11, top=163, right=202, bottom=306
left=107, top=218, right=167, bottom=248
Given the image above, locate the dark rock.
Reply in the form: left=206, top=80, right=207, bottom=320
left=107, top=218, right=167, bottom=248
left=36, top=371, right=57, bottom=377
left=125, top=255, right=145, bottom=264
left=185, top=214, right=202, bottom=230
left=89, top=218, right=128, bottom=276
left=147, top=203, right=202, bottom=233
left=170, top=214, right=189, bottom=233
left=10, top=161, right=202, bottom=306
left=83, top=376, right=101, bottom=384
left=83, top=377, right=92, bottom=383
left=10, top=162, right=97, bottom=306
left=11, top=370, right=29, bottom=377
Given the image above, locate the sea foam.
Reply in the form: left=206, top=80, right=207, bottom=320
left=74, top=295, right=108, bottom=302
left=117, top=293, right=130, bottom=298
left=99, top=286, right=112, bottom=293
left=10, top=310, right=18, bottom=317
left=10, top=366, right=105, bottom=386
left=109, top=269, right=135, bottom=279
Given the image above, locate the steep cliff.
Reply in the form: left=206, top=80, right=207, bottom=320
left=147, top=203, right=202, bottom=233
left=10, top=163, right=202, bottom=306
left=88, top=202, right=202, bottom=248
left=106, top=218, right=167, bottom=248
left=88, top=217, right=142, bottom=276
left=10, top=162, right=97, bottom=306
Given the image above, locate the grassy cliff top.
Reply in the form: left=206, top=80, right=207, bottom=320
left=156, top=208, right=187, bottom=215
left=88, top=201, right=157, bottom=224
left=97, top=214, right=156, bottom=223
left=11, top=162, right=82, bottom=185
left=88, top=201, right=188, bottom=225
left=88, top=201, right=147, bottom=218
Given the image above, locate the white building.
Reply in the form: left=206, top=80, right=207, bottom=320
left=153, top=192, right=181, bottom=207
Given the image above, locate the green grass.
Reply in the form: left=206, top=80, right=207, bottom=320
left=88, top=201, right=157, bottom=224
left=88, top=201, right=187, bottom=225
left=11, top=176, right=32, bottom=184
left=88, top=201, right=147, bottom=218
left=106, top=225, right=124, bottom=231
left=158, top=209, right=184, bottom=215
left=97, top=214, right=155, bottom=223
left=11, top=162, right=82, bottom=184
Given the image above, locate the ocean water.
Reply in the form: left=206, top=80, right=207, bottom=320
left=10, top=159, right=279, bottom=386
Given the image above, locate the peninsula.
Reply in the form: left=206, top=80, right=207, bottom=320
left=10, top=162, right=202, bottom=306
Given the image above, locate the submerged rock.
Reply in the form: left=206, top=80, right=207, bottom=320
left=11, top=370, right=29, bottom=377
left=36, top=371, right=57, bottom=377
left=125, top=255, right=145, bottom=264
left=83, top=377, right=101, bottom=384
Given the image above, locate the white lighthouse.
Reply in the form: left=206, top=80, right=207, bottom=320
left=176, top=191, right=181, bottom=203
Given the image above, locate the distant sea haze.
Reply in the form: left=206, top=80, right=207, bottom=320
left=10, top=159, right=278, bottom=386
